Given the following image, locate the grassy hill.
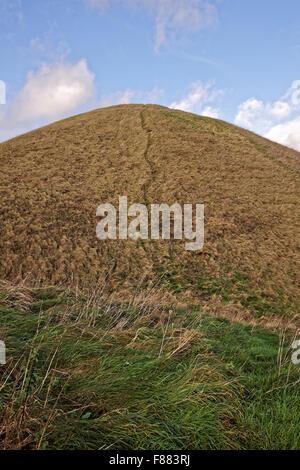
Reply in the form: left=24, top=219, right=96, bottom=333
left=0, top=104, right=299, bottom=325
left=0, top=105, right=299, bottom=449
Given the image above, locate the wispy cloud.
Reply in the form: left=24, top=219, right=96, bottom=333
left=180, top=51, right=219, bottom=67
left=0, top=0, right=23, bottom=25
left=170, top=80, right=223, bottom=117
left=98, top=86, right=164, bottom=107
left=149, top=0, right=217, bottom=52
left=0, top=60, right=96, bottom=141
left=85, top=0, right=217, bottom=52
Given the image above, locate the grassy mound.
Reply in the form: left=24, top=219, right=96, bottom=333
left=0, top=284, right=299, bottom=450
left=0, top=104, right=299, bottom=323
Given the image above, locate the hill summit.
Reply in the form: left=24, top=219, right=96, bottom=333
left=0, top=104, right=299, bottom=323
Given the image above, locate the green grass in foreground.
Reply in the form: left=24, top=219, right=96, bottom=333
left=0, top=286, right=299, bottom=450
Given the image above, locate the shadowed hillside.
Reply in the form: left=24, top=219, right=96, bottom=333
left=0, top=104, right=299, bottom=324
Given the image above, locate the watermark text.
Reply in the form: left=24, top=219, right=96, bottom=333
left=0, top=80, right=6, bottom=105
left=0, top=341, right=6, bottom=365
left=96, top=196, right=204, bottom=251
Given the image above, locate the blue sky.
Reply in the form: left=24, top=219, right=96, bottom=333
left=0, top=0, right=300, bottom=150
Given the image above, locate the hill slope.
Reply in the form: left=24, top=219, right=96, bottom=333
left=0, top=104, right=299, bottom=323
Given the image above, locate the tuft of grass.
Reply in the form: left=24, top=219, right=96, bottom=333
left=200, top=318, right=300, bottom=449
left=0, top=284, right=299, bottom=450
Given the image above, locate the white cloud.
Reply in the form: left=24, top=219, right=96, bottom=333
left=85, top=0, right=217, bottom=52
left=265, top=116, right=300, bottom=152
left=235, top=98, right=271, bottom=132
left=0, top=60, right=96, bottom=141
left=170, top=80, right=222, bottom=117
left=15, top=60, right=95, bottom=122
left=201, top=105, right=219, bottom=118
left=98, top=87, right=164, bottom=107
left=234, top=80, right=300, bottom=151
left=282, top=80, right=300, bottom=106
left=266, top=101, right=291, bottom=119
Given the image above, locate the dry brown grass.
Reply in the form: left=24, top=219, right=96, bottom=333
left=0, top=104, right=299, bottom=323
